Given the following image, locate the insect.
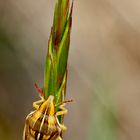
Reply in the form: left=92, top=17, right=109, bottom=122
left=23, top=84, right=72, bottom=140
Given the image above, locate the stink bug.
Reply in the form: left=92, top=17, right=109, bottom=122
left=23, top=84, right=72, bottom=140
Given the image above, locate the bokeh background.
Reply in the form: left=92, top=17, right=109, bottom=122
left=0, top=0, right=140, bottom=140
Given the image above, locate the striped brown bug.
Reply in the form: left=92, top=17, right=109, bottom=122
left=23, top=84, right=72, bottom=140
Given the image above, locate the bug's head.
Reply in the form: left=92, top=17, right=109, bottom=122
left=37, top=95, right=55, bottom=117
left=46, top=96, right=57, bottom=126
left=46, top=95, right=55, bottom=116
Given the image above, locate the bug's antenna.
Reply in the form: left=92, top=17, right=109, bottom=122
left=55, top=99, right=73, bottom=107
left=34, top=83, right=44, bottom=97
left=63, top=99, right=73, bottom=104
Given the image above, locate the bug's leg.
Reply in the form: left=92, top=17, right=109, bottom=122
left=26, top=110, right=36, bottom=120
left=56, top=117, right=67, bottom=131
left=34, top=83, right=45, bottom=109
left=56, top=103, right=68, bottom=116
left=33, top=97, right=45, bottom=109
left=56, top=103, right=68, bottom=131
left=23, top=120, right=31, bottom=140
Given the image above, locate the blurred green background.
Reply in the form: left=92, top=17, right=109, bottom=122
left=1, top=0, right=140, bottom=140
